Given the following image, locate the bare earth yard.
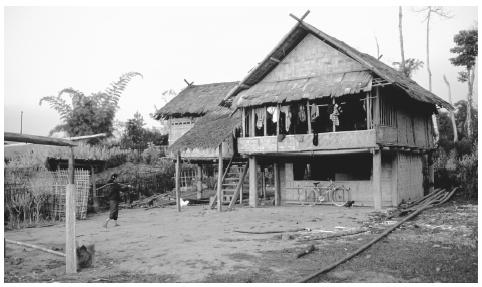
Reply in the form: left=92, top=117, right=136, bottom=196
left=4, top=201, right=478, bottom=283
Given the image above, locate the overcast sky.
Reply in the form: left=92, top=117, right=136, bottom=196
left=4, top=6, right=478, bottom=136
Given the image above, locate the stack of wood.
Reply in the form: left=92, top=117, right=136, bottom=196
left=120, top=190, right=210, bottom=210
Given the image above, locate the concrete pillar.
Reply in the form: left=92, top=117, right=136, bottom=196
left=372, top=150, right=382, bottom=210
left=249, top=156, right=258, bottom=207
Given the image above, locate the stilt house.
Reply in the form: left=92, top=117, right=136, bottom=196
left=157, top=15, right=453, bottom=210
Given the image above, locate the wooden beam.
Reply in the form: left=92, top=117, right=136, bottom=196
left=91, top=166, right=99, bottom=213
left=217, top=144, right=223, bottom=212
left=196, top=165, right=202, bottom=200
left=175, top=151, right=181, bottom=212
left=249, top=156, right=258, bottom=207
left=274, top=162, right=281, bottom=206
left=269, top=57, right=281, bottom=63
left=5, top=132, right=76, bottom=147
left=374, top=87, right=380, bottom=128
left=428, top=150, right=435, bottom=195
left=289, top=10, right=311, bottom=23
left=276, top=104, right=281, bottom=135
left=306, top=101, right=312, bottom=134
left=372, top=150, right=382, bottom=210
left=250, top=108, right=256, bottom=137
left=241, top=108, right=246, bottom=137
left=66, top=133, right=107, bottom=141
left=65, top=147, right=76, bottom=273
left=332, top=98, right=336, bottom=132
left=391, top=152, right=399, bottom=206
left=6, top=239, right=65, bottom=257
left=263, top=106, right=267, bottom=136
left=239, top=83, right=251, bottom=89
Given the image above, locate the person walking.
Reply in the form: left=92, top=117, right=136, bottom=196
left=103, top=174, right=122, bottom=228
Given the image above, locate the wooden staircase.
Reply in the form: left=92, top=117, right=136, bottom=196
left=210, top=159, right=249, bottom=209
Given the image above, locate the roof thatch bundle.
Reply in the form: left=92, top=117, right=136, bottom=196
left=168, top=107, right=241, bottom=153
left=222, top=20, right=452, bottom=110
left=154, top=81, right=238, bottom=119
left=235, top=71, right=372, bottom=108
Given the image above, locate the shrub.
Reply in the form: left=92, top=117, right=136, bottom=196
left=456, top=145, right=477, bottom=199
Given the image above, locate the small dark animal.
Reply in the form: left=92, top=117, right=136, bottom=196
left=343, top=200, right=355, bottom=208
left=76, top=244, right=95, bottom=271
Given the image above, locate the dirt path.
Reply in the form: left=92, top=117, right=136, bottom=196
left=4, top=202, right=477, bottom=283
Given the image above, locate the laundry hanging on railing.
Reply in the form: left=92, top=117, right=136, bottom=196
left=298, top=104, right=306, bottom=122
left=329, top=103, right=342, bottom=126
left=310, top=103, right=319, bottom=121
left=255, top=107, right=266, bottom=129
left=280, top=106, right=291, bottom=132
left=267, top=106, right=279, bottom=123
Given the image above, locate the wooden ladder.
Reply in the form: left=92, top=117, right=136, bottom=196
left=210, top=159, right=248, bottom=209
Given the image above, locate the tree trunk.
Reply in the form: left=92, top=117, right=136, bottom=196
left=467, top=67, right=474, bottom=139
left=426, top=9, right=432, bottom=91
left=443, top=75, right=458, bottom=142
left=426, top=8, right=439, bottom=144
left=398, top=6, right=405, bottom=72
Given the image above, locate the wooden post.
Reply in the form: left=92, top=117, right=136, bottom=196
left=250, top=108, right=256, bottom=137
left=241, top=108, right=246, bottom=137
left=332, top=98, right=336, bottom=132
left=391, top=153, right=399, bottom=206
left=372, top=149, right=382, bottom=210
left=428, top=150, right=435, bottom=195
left=65, top=147, right=76, bottom=273
left=366, top=92, right=372, bottom=129
left=374, top=88, right=380, bottom=128
left=196, top=165, right=202, bottom=200
left=274, top=162, right=281, bottom=206
left=277, top=104, right=281, bottom=135
left=217, top=144, right=223, bottom=212
left=175, top=151, right=181, bottom=212
left=91, top=166, right=99, bottom=213
left=249, top=156, right=258, bottom=207
left=306, top=101, right=312, bottom=134
left=261, top=169, right=266, bottom=199
left=263, top=106, right=267, bottom=136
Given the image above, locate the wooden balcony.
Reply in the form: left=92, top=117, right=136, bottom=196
left=238, top=129, right=377, bottom=155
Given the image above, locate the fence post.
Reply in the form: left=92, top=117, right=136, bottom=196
left=65, top=147, right=76, bottom=273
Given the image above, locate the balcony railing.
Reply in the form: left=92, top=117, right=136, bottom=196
left=238, top=129, right=377, bottom=155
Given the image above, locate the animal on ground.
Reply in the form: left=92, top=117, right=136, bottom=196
left=76, top=244, right=95, bottom=271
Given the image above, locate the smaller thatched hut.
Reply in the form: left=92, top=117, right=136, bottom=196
left=154, top=81, right=238, bottom=146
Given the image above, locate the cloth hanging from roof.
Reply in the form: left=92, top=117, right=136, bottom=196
left=255, top=107, right=265, bottom=129
left=313, top=132, right=318, bottom=146
left=329, top=104, right=341, bottom=127
left=280, top=106, right=291, bottom=132
left=298, top=104, right=306, bottom=122
left=310, top=103, right=319, bottom=121
left=267, top=106, right=279, bottom=123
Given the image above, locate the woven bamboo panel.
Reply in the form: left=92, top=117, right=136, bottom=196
left=52, top=169, right=90, bottom=220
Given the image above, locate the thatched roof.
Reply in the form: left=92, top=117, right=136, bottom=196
left=222, top=19, right=452, bottom=110
left=154, top=81, right=239, bottom=119
left=235, top=71, right=372, bottom=108
left=168, top=107, right=241, bottom=153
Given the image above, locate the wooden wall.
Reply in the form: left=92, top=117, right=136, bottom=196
left=279, top=160, right=392, bottom=207
left=262, top=34, right=364, bottom=83
left=395, top=152, right=424, bottom=203
left=376, top=90, right=434, bottom=149
left=168, top=117, right=197, bottom=145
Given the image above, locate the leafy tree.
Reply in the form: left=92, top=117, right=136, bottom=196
left=453, top=100, right=478, bottom=141
left=121, top=112, right=168, bottom=153
left=39, top=72, right=142, bottom=142
left=392, top=58, right=424, bottom=78
left=450, top=28, right=478, bottom=139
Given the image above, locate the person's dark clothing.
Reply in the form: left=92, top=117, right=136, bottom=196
left=107, top=179, right=121, bottom=220
left=108, top=182, right=122, bottom=201
left=109, top=200, right=119, bottom=220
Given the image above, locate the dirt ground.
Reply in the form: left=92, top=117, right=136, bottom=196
left=4, top=200, right=478, bottom=283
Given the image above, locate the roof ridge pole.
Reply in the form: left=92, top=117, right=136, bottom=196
left=288, top=10, right=311, bottom=23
